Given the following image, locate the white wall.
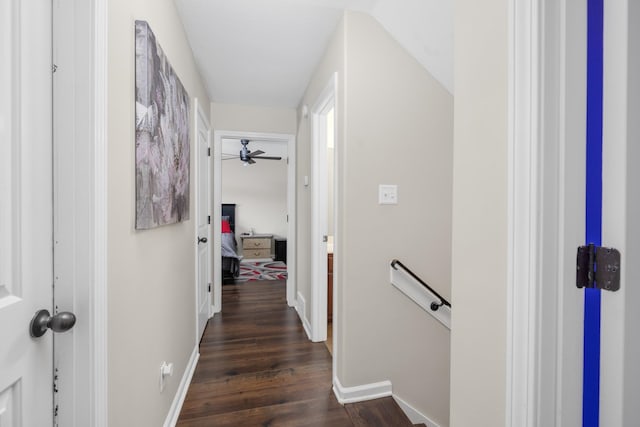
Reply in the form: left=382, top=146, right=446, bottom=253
left=450, top=0, right=508, bottom=425
left=298, top=11, right=453, bottom=426
left=107, top=0, right=210, bottom=425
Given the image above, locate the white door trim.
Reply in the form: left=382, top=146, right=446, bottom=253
left=53, top=0, right=108, bottom=424
left=93, top=0, right=108, bottom=423
left=506, top=0, right=540, bottom=424
left=507, top=0, right=590, bottom=425
left=212, top=130, right=297, bottom=312
left=287, top=133, right=297, bottom=308
left=600, top=1, right=630, bottom=425
left=309, top=73, right=337, bottom=343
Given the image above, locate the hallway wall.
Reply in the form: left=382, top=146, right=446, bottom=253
left=450, top=0, right=509, bottom=425
left=107, top=0, right=210, bottom=425
left=297, top=11, right=453, bottom=426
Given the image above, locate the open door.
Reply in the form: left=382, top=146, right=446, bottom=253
left=195, top=100, right=212, bottom=341
left=534, top=0, right=640, bottom=425
left=0, top=1, right=57, bottom=424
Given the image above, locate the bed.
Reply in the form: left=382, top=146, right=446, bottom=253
left=221, top=203, right=240, bottom=283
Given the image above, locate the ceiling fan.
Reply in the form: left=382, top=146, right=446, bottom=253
left=222, top=139, right=282, bottom=165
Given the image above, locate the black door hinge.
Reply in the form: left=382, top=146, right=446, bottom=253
left=208, top=215, right=211, bottom=224
left=208, top=147, right=211, bottom=157
left=576, top=243, right=621, bottom=291
left=208, top=283, right=211, bottom=292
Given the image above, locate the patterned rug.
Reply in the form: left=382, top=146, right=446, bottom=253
left=236, top=261, right=288, bottom=282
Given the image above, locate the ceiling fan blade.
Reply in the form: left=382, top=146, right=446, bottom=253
left=248, top=158, right=256, bottom=164
left=253, top=156, right=282, bottom=160
left=248, top=150, right=265, bottom=157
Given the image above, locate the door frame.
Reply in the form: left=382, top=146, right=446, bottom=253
left=506, top=0, right=571, bottom=424
left=212, top=130, right=297, bottom=312
left=194, top=98, right=212, bottom=341
left=53, top=0, right=108, bottom=425
left=309, top=73, right=337, bottom=343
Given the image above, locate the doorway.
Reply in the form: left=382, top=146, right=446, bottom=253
left=310, top=73, right=337, bottom=345
left=212, top=131, right=297, bottom=313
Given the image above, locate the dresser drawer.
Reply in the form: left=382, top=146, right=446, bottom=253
left=244, top=248, right=271, bottom=259
left=242, top=237, right=271, bottom=250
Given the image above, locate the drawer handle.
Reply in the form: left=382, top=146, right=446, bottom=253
left=254, top=251, right=261, bottom=256
left=254, top=242, right=260, bottom=246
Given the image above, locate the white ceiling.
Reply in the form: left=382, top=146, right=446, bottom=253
left=174, top=0, right=452, bottom=109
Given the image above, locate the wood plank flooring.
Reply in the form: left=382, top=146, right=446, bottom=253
left=177, top=280, right=417, bottom=427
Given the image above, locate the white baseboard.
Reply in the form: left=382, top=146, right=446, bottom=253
left=296, top=291, right=312, bottom=339
left=164, top=346, right=200, bottom=427
left=393, top=395, right=442, bottom=427
left=332, top=377, right=392, bottom=404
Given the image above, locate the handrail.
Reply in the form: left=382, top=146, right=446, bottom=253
left=390, top=259, right=451, bottom=311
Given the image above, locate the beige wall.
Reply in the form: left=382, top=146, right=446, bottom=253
left=450, top=0, right=508, bottom=425
left=298, top=11, right=453, bottom=425
left=107, top=0, right=210, bottom=425
left=211, top=103, right=296, bottom=134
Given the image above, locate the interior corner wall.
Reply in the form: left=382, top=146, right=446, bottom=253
left=450, top=0, right=509, bottom=425
left=107, top=0, right=211, bottom=425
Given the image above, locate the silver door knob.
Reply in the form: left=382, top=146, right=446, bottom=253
left=30, top=309, right=76, bottom=338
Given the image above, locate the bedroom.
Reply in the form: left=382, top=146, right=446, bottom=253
left=220, top=137, right=289, bottom=282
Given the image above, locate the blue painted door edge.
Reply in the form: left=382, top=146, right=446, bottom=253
left=583, top=0, right=603, bottom=425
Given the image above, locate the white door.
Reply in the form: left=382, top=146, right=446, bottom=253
left=195, top=101, right=211, bottom=341
left=539, top=1, right=640, bottom=425
left=0, top=0, right=54, bottom=425
left=599, top=0, right=640, bottom=425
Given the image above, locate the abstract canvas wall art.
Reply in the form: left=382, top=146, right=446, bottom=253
left=135, top=20, right=190, bottom=229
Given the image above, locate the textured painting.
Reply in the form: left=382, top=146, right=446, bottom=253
left=135, top=20, right=190, bottom=229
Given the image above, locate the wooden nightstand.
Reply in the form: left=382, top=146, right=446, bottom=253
left=241, top=234, right=273, bottom=259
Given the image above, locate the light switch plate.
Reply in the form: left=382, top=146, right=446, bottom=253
left=379, top=184, right=398, bottom=205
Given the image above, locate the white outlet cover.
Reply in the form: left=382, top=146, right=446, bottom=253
left=379, top=184, right=398, bottom=205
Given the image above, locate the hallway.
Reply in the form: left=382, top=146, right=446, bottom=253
left=176, top=280, right=421, bottom=426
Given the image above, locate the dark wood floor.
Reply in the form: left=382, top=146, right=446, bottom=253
left=177, top=280, right=418, bottom=427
